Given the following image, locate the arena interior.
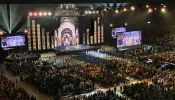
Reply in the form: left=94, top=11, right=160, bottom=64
left=1, top=0, right=175, bottom=100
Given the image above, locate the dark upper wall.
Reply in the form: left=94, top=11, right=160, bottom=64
left=102, top=8, right=175, bottom=45
left=1, top=0, right=175, bottom=4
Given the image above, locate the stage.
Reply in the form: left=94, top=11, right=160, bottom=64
left=53, top=44, right=99, bottom=53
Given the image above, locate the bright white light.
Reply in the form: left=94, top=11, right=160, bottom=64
left=43, top=12, right=47, bottom=16
left=104, top=8, right=107, bottom=11
left=131, top=6, right=135, bottom=10
left=24, top=30, right=28, bottom=33
left=0, top=31, right=3, bottom=35
left=123, top=8, right=127, bottom=11
left=115, top=10, right=119, bottom=13
left=146, top=5, right=149, bottom=8
left=125, top=23, right=127, bottom=26
left=110, top=24, right=113, bottom=27
left=48, top=12, right=52, bottom=16
left=148, top=8, right=152, bottom=12
left=164, top=5, right=166, bottom=8
left=92, top=11, right=95, bottom=13
left=96, top=11, right=99, bottom=13
left=89, top=11, right=91, bottom=14
left=161, top=8, right=166, bottom=12
left=85, top=11, right=88, bottom=14
left=39, top=12, right=42, bottom=16
left=147, top=21, right=151, bottom=24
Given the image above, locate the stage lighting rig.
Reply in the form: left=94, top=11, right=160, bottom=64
left=53, top=4, right=80, bottom=19
left=28, top=12, right=52, bottom=17
left=84, top=9, right=99, bottom=14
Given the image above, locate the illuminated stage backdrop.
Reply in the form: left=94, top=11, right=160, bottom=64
left=55, top=17, right=79, bottom=47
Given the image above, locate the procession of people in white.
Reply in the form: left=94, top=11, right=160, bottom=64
left=86, top=50, right=109, bottom=59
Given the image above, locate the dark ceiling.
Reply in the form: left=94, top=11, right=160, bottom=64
left=1, top=0, right=175, bottom=4
left=0, top=1, right=174, bottom=34
left=0, top=4, right=130, bottom=33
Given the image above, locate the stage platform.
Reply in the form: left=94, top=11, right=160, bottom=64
left=53, top=44, right=99, bottom=53
left=40, top=52, right=57, bottom=58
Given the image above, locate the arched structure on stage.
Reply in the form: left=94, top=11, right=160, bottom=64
left=55, top=17, right=79, bottom=47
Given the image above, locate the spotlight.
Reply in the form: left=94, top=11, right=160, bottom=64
left=29, top=12, right=32, bottom=16
left=34, top=12, right=37, bottom=16
left=104, top=8, right=107, bottom=11
left=24, top=30, right=28, bottom=33
left=110, top=24, right=113, bottom=27
left=161, top=8, right=166, bottom=12
left=125, top=23, right=127, bottom=26
left=39, top=12, right=42, bottom=16
left=164, top=5, right=166, bottom=8
left=154, top=8, right=157, bottom=10
left=89, top=11, right=91, bottom=14
left=123, top=8, right=127, bottom=11
left=131, top=6, right=135, bottom=10
left=147, top=21, right=151, bottom=24
left=92, top=11, right=95, bottom=13
left=115, top=10, right=119, bottom=13
left=48, top=12, right=52, bottom=16
left=85, top=11, right=88, bottom=14
left=0, top=31, right=3, bottom=35
left=146, top=5, right=149, bottom=8
left=43, top=12, right=47, bottom=16
left=96, top=11, right=99, bottom=13
left=148, top=8, right=152, bottom=12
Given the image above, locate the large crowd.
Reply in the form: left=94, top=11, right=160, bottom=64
left=5, top=51, right=158, bottom=99
left=123, top=82, right=175, bottom=100
left=0, top=71, right=36, bottom=100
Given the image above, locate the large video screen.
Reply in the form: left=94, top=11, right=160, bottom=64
left=117, top=31, right=142, bottom=50
left=1, top=35, right=25, bottom=48
left=112, top=27, right=126, bottom=37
